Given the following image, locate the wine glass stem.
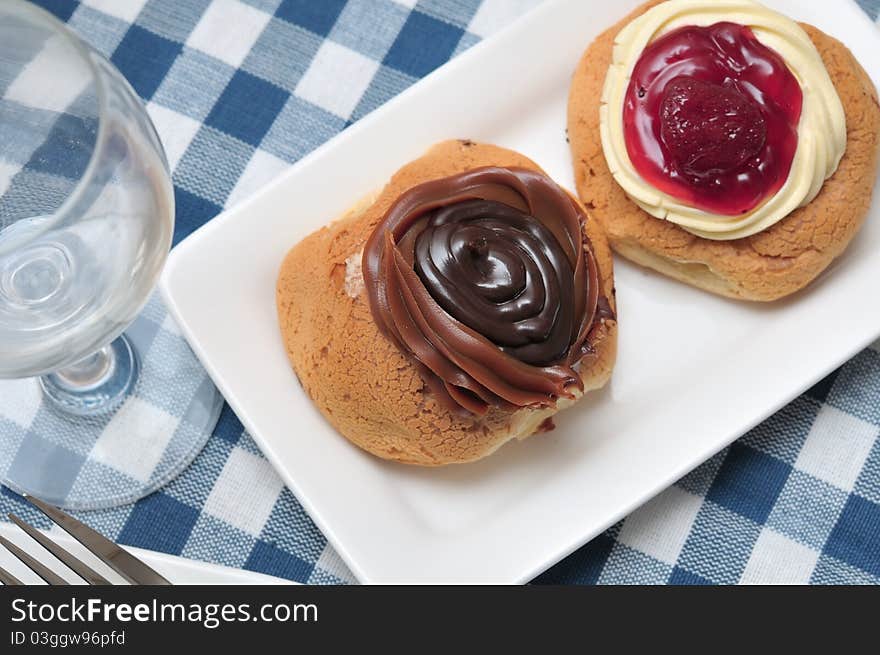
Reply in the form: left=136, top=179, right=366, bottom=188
left=39, top=334, right=139, bottom=416
left=54, top=345, right=115, bottom=387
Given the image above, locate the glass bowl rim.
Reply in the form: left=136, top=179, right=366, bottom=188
left=0, top=0, right=112, bottom=253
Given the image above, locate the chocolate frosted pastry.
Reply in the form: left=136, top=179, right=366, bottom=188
left=277, top=141, right=617, bottom=465
left=363, top=167, right=605, bottom=415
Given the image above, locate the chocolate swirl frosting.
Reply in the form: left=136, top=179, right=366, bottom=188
left=363, top=167, right=607, bottom=415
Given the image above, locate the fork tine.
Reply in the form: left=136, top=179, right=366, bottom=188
left=8, top=514, right=111, bottom=586
left=24, top=496, right=171, bottom=585
left=0, top=565, right=23, bottom=586
left=0, top=534, right=68, bottom=585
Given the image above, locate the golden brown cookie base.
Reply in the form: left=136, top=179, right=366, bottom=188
left=276, top=140, right=617, bottom=466
left=568, top=0, right=880, bottom=301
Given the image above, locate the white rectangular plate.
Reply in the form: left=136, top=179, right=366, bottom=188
left=161, top=0, right=880, bottom=583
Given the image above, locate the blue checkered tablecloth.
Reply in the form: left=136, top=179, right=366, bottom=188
left=1, top=0, right=879, bottom=585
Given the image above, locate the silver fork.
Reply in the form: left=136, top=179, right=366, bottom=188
left=0, top=495, right=171, bottom=585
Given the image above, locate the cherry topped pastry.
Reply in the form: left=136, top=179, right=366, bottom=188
left=572, top=0, right=876, bottom=301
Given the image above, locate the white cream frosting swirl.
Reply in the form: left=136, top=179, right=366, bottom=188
left=599, top=0, right=846, bottom=240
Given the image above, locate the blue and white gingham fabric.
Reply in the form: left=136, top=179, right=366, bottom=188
left=1, top=0, right=878, bottom=584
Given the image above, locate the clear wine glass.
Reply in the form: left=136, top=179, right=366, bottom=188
left=0, top=0, right=221, bottom=508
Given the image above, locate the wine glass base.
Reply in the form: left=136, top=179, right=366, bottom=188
left=0, top=303, right=224, bottom=510
left=40, top=335, right=139, bottom=417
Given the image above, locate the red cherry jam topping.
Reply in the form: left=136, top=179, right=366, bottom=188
left=660, top=77, right=767, bottom=178
left=623, top=22, right=802, bottom=215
